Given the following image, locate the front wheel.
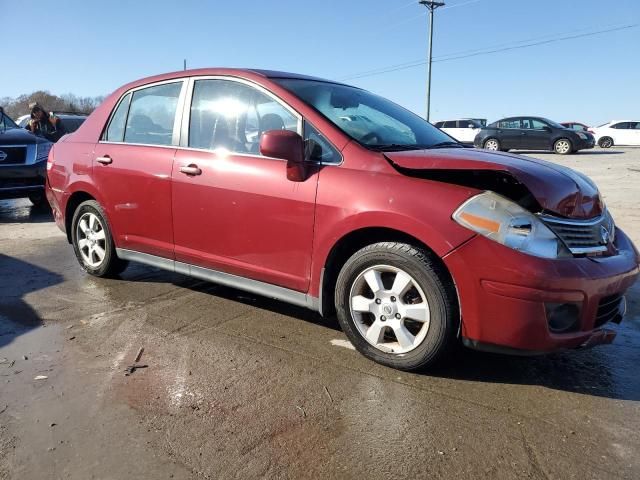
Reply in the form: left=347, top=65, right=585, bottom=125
left=71, top=200, right=128, bottom=277
left=483, top=138, right=501, bottom=151
left=335, top=242, right=458, bottom=371
left=554, top=138, right=573, bottom=155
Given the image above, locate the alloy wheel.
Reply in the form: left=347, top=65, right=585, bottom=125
left=76, top=212, right=107, bottom=268
left=555, top=140, right=571, bottom=154
left=484, top=139, right=499, bottom=151
left=349, top=265, right=431, bottom=354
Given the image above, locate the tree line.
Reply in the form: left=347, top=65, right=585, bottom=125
left=1, top=91, right=105, bottom=119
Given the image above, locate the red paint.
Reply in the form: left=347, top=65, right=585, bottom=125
left=46, top=68, right=640, bottom=355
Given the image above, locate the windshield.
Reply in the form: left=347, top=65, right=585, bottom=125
left=542, top=118, right=565, bottom=129
left=0, top=112, right=18, bottom=131
left=274, top=79, right=457, bottom=151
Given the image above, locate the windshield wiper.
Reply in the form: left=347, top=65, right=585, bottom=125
left=425, top=141, right=464, bottom=149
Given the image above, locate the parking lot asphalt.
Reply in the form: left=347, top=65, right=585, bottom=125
left=1, top=148, right=639, bottom=480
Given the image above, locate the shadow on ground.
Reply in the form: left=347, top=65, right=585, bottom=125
left=116, top=263, right=640, bottom=402
left=119, top=263, right=341, bottom=333
left=0, top=199, right=52, bottom=224
left=0, top=255, right=64, bottom=348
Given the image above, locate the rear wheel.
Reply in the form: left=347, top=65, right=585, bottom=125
left=599, top=137, right=613, bottom=148
left=483, top=138, right=500, bottom=151
left=71, top=200, right=128, bottom=277
left=335, top=242, right=458, bottom=371
left=554, top=138, right=573, bottom=155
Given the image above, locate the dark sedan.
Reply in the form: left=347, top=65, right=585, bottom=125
left=474, top=117, right=595, bottom=155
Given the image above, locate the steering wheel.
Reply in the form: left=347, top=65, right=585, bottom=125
left=360, top=131, right=383, bottom=145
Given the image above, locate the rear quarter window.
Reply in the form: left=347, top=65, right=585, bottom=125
left=105, top=93, right=132, bottom=142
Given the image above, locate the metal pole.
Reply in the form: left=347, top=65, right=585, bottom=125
left=426, top=8, right=434, bottom=121
left=419, top=1, right=445, bottom=121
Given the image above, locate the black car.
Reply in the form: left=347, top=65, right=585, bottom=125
left=0, top=110, right=53, bottom=206
left=474, top=116, right=595, bottom=155
left=51, top=113, right=87, bottom=134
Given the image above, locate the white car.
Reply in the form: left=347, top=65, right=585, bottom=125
left=591, top=120, right=640, bottom=148
left=434, top=119, right=483, bottom=144
left=15, top=114, right=30, bottom=128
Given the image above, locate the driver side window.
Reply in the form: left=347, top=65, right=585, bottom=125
left=531, top=119, right=548, bottom=130
left=188, top=79, right=299, bottom=154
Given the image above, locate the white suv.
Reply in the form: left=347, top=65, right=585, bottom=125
left=591, top=121, right=640, bottom=148
left=434, top=119, right=483, bottom=144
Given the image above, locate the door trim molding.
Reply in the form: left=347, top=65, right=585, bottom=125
left=115, top=248, right=320, bottom=312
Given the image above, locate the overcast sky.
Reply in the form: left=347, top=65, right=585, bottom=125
left=2, top=0, right=638, bottom=125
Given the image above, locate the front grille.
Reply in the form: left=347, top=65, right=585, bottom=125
left=540, top=211, right=615, bottom=255
left=0, top=146, right=27, bottom=165
left=595, top=294, right=624, bottom=327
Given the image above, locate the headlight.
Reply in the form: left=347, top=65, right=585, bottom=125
left=577, top=132, right=588, bottom=140
left=36, top=142, right=53, bottom=162
left=452, top=191, right=567, bottom=259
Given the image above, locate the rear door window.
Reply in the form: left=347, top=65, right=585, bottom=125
left=123, top=82, right=183, bottom=146
left=442, top=121, right=457, bottom=128
left=498, top=119, right=521, bottom=129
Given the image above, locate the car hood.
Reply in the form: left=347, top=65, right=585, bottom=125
left=0, top=127, right=41, bottom=145
left=385, top=148, right=603, bottom=219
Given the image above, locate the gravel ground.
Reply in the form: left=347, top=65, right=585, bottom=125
left=0, top=147, right=639, bottom=479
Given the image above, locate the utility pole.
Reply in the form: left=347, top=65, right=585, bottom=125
left=419, top=1, right=445, bottom=121
left=183, top=59, right=187, bottom=71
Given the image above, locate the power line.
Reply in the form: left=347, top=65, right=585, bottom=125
left=378, top=0, right=484, bottom=32
left=434, top=23, right=637, bottom=62
left=441, top=0, right=484, bottom=10
left=339, top=23, right=637, bottom=81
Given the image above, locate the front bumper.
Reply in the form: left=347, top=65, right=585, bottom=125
left=574, top=136, right=595, bottom=150
left=0, top=160, right=46, bottom=199
left=444, top=228, right=639, bottom=354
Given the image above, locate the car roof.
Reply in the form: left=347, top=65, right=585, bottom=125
left=608, top=120, right=639, bottom=123
left=117, top=68, right=348, bottom=93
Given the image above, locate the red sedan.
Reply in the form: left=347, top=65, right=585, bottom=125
left=46, top=69, right=639, bottom=370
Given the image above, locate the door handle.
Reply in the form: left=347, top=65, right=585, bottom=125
left=180, top=164, right=202, bottom=176
left=96, top=155, right=112, bottom=165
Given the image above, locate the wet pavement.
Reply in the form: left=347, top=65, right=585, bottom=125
left=1, top=149, right=640, bottom=479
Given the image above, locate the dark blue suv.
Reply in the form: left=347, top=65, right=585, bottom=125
left=0, top=110, right=53, bottom=206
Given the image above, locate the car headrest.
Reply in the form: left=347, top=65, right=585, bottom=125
left=260, top=113, right=285, bottom=133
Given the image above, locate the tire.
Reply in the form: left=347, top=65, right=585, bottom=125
left=483, top=138, right=500, bottom=151
left=71, top=200, right=128, bottom=277
left=28, top=193, right=49, bottom=209
left=334, top=242, right=458, bottom=371
left=554, top=138, right=573, bottom=155
left=599, top=137, right=613, bottom=149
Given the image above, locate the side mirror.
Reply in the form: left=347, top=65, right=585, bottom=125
left=259, top=130, right=306, bottom=182
left=467, top=124, right=475, bottom=129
